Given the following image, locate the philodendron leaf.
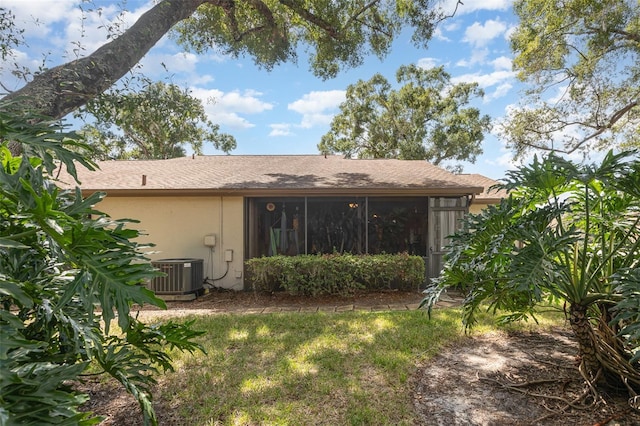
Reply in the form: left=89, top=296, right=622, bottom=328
left=0, top=238, right=29, bottom=249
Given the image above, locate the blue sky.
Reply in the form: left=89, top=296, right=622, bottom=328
left=2, top=0, right=526, bottom=179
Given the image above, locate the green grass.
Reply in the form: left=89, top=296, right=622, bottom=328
left=147, top=307, right=565, bottom=425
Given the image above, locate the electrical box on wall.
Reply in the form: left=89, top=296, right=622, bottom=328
left=204, top=234, right=216, bottom=247
left=224, top=249, right=233, bottom=262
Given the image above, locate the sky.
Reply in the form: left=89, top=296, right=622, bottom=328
left=1, top=0, right=527, bottom=179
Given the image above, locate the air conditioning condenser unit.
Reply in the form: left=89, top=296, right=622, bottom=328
left=150, top=258, right=204, bottom=300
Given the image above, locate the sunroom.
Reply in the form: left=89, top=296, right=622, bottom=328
left=246, top=195, right=468, bottom=279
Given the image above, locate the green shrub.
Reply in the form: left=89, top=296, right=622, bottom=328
left=0, top=102, right=204, bottom=425
left=246, top=253, right=425, bottom=296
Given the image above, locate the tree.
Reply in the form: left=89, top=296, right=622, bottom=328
left=0, top=102, right=204, bottom=424
left=502, top=0, right=640, bottom=159
left=2, top=0, right=445, bottom=120
left=81, top=81, right=236, bottom=160
left=422, top=151, right=640, bottom=409
left=317, top=65, right=491, bottom=171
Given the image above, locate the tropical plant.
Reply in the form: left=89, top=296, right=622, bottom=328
left=422, top=150, right=640, bottom=407
left=0, top=100, right=204, bottom=425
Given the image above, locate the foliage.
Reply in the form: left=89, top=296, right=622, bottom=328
left=422, top=150, right=640, bottom=395
left=318, top=65, right=491, bottom=171
left=3, top=0, right=450, bottom=120
left=247, top=253, right=425, bottom=296
left=80, top=81, right=236, bottom=160
left=175, top=0, right=443, bottom=80
left=502, top=0, right=640, bottom=159
left=611, top=268, right=640, bottom=363
left=0, top=101, right=204, bottom=425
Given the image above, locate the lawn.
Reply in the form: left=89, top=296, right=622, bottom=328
left=99, top=307, right=563, bottom=425
left=149, top=309, right=464, bottom=425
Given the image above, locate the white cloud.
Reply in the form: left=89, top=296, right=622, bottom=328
left=3, top=0, right=77, bottom=37
left=140, top=52, right=210, bottom=83
left=452, top=70, right=515, bottom=89
left=444, top=21, right=461, bottom=32
left=434, top=21, right=462, bottom=41
left=491, top=56, right=513, bottom=71
left=218, top=89, right=273, bottom=113
left=288, top=90, right=345, bottom=114
left=300, top=113, right=335, bottom=129
left=490, top=150, right=524, bottom=170
left=487, top=82, right=513, bottom=101
left=288, top=90, right=345, bottom=129
left=62, top=3, right=151, bottom=59
left=269, top=123, right=293, bottom=137
left=482, top=135, right=525, bottom=172
left=463, top=19, right=508, bottom=48
left=5, top=0, right=154, bottom=61
left=417, top=57, right=439, bottom=69
left=439, top=0, right=512, bottom=16
left=433, top=27, right=451, bottom=42
left=456, top=48, right=489, bottom=67
left=191, top=88, right=274, bottom=129
left=0, top=48, right=42, bottom=92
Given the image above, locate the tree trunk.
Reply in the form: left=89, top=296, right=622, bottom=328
left=569, top=303, right=602, bottom=378
left=2, top=0, right=208, bottom=120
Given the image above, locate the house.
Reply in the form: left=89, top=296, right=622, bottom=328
left=459, top=173, right=508, bottom=214
left=58, top=155, right=504, bottom=292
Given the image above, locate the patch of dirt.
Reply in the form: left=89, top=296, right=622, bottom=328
left=147, top=287, right=429, bottom=311
left=412, top=328, right=640, bottom=426
left=82, top=291, right=640, bottom=425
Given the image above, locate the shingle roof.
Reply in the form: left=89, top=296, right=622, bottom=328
left=57, top=155, right=485, bottom=196
left=458, top=173, right=508, bottom=202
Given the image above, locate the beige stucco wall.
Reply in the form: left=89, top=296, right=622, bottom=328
left=469, top=202, right=493, bottom=215
left=97, top=195, right=245, bottom=290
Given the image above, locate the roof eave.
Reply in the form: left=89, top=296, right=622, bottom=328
left=79, top=186, right=484, bottom=198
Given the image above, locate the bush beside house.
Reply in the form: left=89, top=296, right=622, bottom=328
left=246, top=253, right=425, bottom=296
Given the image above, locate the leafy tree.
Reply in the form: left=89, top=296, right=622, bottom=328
left=318, top=65, right=491, bottom=171
left=422, top=151, right=640, bottom=407
left=502, top=0, right=640, bottom=159
left=0, top=101, right=204, bottom=424
left=81, top=81, right=236, bottom=160
left=2, top=0, right=446, bottom=120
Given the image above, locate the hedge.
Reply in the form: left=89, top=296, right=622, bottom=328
left=245, top=253, right=426, bottom=296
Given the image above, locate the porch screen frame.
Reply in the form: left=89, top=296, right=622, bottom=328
left=427, top=196, right=469, bottom=279
left=246, top=195, right=469, bottom=278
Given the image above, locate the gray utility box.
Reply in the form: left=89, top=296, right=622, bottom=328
left=150, top=258, right=204, bottom=295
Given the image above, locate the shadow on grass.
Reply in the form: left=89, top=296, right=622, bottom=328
left=157, top=309, right=464, bottom=425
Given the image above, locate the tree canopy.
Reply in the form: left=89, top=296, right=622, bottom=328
left=318, top=65, right=490, bottom=171
left=2, top=0, right=445, bottom=120
left=502, top=0, right=640, bottom=159
left=81, top=81, right=236, bottom=160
